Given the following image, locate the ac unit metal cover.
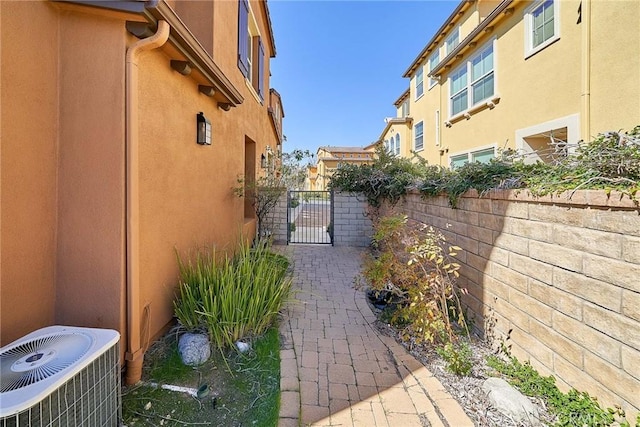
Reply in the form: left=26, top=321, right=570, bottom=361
left=0, top=325, right=120, bottom=417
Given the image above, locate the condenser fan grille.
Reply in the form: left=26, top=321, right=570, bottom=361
left=0, top=333, right=92, bottom=393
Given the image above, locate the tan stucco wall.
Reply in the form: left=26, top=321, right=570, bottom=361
left=1, top=1, right=59, bottom=344
left=399, top=0, right=638, bottom=167
left=54, top=7, right=127, bottom=335
left=589, top=0, right=640, bottom=136
left=1, top=0, right=282, bottom=358
left=136, top=48, right=250, bottom=338
left=442, top=0, right=582, bottom=160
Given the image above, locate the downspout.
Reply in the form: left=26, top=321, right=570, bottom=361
left=581, top=0, right=591, bottom=141
left=125, top=19, right=170, bottom=385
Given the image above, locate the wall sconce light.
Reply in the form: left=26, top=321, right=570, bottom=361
left=197, top=112, right=211, bottom=145
left=261, top=153, right=267, bottom=168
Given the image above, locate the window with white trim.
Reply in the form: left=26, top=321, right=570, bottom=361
left=449, top=41, right=495, bottom=117
left=415, top=67, right=424, bottom=99
left=414, top=121, right=424, bottom=151
left=388, top=136, right=395, bottom=155
left=525, top=0, right=560, bottom=57
left=395, top=133, right=401, bottom=156
left=445, top=27, right=459, bottom=55
left=428, top=51, right=440, bottom=88
left=450, top=147, right=495, bottom=169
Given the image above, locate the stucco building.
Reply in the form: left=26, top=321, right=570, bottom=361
left=313, top=146, right=375, bottom=191
left=1, top=0, right=284, bottom=384
left=379, top=0, right=639, bottom=167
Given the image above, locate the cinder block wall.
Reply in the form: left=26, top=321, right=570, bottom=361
left=267, top=192, right=288, bottom=245
left=400, top=189, right=640, bottom=415
left=332, top=192, right=373, bottom=247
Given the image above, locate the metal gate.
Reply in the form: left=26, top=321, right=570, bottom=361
left=287, top=190, right=333, bottom=244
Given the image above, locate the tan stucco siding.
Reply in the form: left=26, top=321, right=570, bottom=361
left=53, top=8, right=127, bottom=334
left=589, top=0, right=640, bottom=135
left=440, top=1, right=583, bottom=160
left=137, top=49, right=248, bottom=337
left=0, top=1, right=59, bottom=344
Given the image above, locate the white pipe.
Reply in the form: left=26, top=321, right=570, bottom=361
left=581, top=0, right=591, bottom=141
left=125, top=20, right=170, bottom=385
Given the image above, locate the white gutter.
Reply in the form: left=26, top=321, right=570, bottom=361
left=581, top=0, right=591, bottom=141
left=124, top=19, right=170, bottom=385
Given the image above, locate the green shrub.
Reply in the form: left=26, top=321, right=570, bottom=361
left=329, top=127, right=640, bottom=207
left=487, top=354, right=637, bottom=426
left=436, top=341, right=473, bottom=376
left=289, top=197, right=300, bottom=208
left=363, top=214, right=468, bottom=346
left=329, top=147, right=429, bottom=207
left=174, top=241, right=292, bottom=351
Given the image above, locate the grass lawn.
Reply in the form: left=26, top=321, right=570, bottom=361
left=121, top=326, right=281, bottom=426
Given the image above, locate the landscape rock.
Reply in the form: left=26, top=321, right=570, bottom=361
left=482, top=377, right=541, bottom=425
left=178, top=333, right=211, bottom=366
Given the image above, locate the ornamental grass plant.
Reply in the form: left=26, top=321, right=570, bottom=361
left=174, top=240, right=292, bottom=351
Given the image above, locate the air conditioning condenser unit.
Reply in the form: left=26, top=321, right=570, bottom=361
left=0, top=325, right=120, bottom=426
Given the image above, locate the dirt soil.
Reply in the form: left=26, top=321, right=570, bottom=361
left=121, top=328, right=279, bottom=427
left=368, top=303, right=555, bottom=427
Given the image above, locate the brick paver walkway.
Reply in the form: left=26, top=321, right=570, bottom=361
left=276, top=245, right=474, bottom=427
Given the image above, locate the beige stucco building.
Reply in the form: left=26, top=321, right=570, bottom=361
left=1, top=0, right=284, bottom=384
left=379, top=0, right=639, bottom=167
left=313, top=146, right=375, bottom=191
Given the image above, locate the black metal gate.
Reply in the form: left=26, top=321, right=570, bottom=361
left=287, top=191, right=333, bottom=244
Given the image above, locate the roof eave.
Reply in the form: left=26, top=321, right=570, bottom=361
left=429, top=0, right=514, bottom=78
left=402, top=0, right=473, bottom=78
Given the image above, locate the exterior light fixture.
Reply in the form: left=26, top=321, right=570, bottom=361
left=197, top=112, right=211, bottom=145
left=261, top=153, right=267, bottom=168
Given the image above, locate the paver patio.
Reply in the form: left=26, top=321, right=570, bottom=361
left=276, top=245, right=474, bottom=427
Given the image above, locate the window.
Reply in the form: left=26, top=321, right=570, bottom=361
left=450, top=154, right=468, bottom=169
left=450, top=147, right=495, bottom=169
left=395, top=133, right=401, bottom=155
left=471, top=45, right=494, bottom=104
left=429, top=51, right=440, bottom=88
left=237, top=0, right=249, bottom=76
left=445, top=27, right=459, bottom=55
left=450, top=67, right=468, bottom=116
left=415, top=67, right=424, bottom=99
left=237, top=0, right=265, bottom=100
left=525, top=0, right=559, bottom=57
left=414, top=121, right=424, bottom=151
left=389, top=136, right=395, bottom=155
left=401, top=99, right=410, bottom=117
left=449, top=41, right=494, bottom=117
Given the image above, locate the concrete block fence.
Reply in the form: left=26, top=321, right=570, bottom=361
left=396, top=189, right=640, bottom=416
left=266, top=190, right=288, bottom=245
left=332, top=191, right=373, bottom=247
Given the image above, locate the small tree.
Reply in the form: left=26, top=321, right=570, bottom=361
left=234, top=149, right=316, bottom=242
left=234, top=174, right=286, bottom=242
left=279, top=149, right=314, bottom=190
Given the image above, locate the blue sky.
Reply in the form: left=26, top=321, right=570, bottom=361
left=269, top=0, right=459, bottom=156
